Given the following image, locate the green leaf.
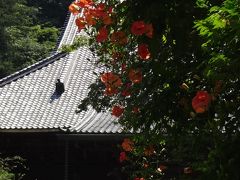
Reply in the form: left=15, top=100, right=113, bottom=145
left=196, top=0, right=209, bottom=8
left=209, top=54, right=229, bottom=66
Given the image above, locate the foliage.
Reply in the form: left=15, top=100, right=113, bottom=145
left=0, top=168, right=14, bottom=180
left=0, top=0, right=60, bottom=78
left=0, top=155, right=27, bottom=180
left=27, top=0, right=72, bottom=27
left=61, top=35, right=89, bottom=53
left=69, top=0, right=240, bottom=179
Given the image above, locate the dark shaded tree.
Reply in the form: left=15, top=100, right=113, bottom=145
left=69, top=0, right=240, bottom=179
left=0, top=0, right=61, bottom=78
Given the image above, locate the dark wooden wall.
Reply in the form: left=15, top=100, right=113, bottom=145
left=0, top=133, right=126, bottom=180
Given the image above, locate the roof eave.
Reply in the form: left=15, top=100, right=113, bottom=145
left=0, top=128, right=62, bottom=133
left=56, top=133, right=133, bottom=141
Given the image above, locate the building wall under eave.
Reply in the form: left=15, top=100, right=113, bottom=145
left=0, top=133, right=126, bottom=180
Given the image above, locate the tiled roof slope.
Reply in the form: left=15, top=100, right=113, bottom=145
left=0, top=13, right=123, bottom=134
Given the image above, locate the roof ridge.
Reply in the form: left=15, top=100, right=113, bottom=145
left=0, top=52, right=68, bottom=87
left=52, top=12, right=71, bottom=53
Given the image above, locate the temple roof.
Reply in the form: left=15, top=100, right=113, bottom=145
left=0, top=13, right=123, bottom=134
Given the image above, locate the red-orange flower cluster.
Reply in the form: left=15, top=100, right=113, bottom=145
left=144, top=145, right=155, bottom=156
left=93, top=3, right=106, bottom=18
left=132, top=107, right=140, bottom=114
left=121, top=83, right=132, bottom=97
left=184, top=167, right=193, bottom=174
left=84, top=11, right=96, bottom=25
left=69, top=3, right=80, bottom=15
left=121, top=138, right=134, bottom=152
left=145, top=24, right=153, bottom=38
left=69, top=1, right=113, bottom=31
left=134, top=178, right=145, bottom=180
left=192, top=91, right=211, bottom=113
left=128, top=68, right=142, bottom=84
left=105, top=86, right=118, bottom=96
left=69, top=0, right=93, bottom=15
left=119, top=151, right=127, bottom=162
left=121, top=90, right=131, bottom=97
left=96, top=27, right=108, bottom=42
left=157, top=165, right=167, bottom=172
left=75, top=17, right=86, bottom=30
left=143, top=163, right=149, bottom=168
left=70, top=2, right=156, bottom=128
left=138, top=44, right=151, bottom=60
left=131, top=21, right=145, bottom=35
left=111, top=31, right=128, bottom=45
left=131, top=21, right=153, bottom=38
left=214, top=80, right=223, bottom=95
left=102, top=12, right=112, bottom=25
left=101, top=72, right=122, bottom=96
left=101, top=72, right=122, bottom=87
left=112, top=105, right=124, bottom=117
left=75, top=0, right=93, bottom=8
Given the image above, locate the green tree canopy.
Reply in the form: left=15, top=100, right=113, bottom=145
left=0, top=0, right=61, bottom=78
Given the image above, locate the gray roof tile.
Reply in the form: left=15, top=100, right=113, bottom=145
left=0, top=13, right=124, bottom=134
